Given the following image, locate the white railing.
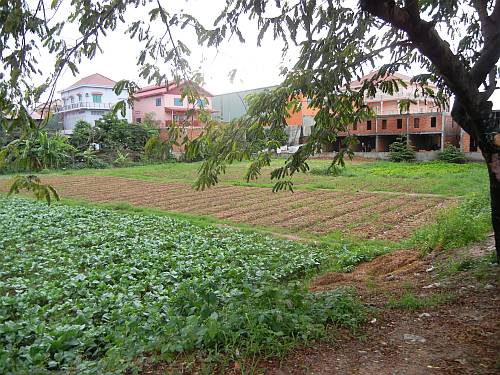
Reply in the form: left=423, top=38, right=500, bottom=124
left=57, top=102, right=113, bottom=112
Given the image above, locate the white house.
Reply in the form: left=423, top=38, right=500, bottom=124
left=57, top=73, right=132, bottom=134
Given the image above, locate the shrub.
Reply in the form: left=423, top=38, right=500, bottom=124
left=113, top=149, right=131, bottom=166
left=144, top=135, right=172, bottom=161
left=70, top=120, right=101, bottom=151
left=388, top=137, right=416, bottom=162
left=75, top=148, right=110, bottom=169
left=0, top=131, right=76, bottom=172
left=438, top=143, right=467, bottom=164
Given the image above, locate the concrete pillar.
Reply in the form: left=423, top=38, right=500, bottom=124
left=375, top=135, right=382, bottom=152
left=406, top=114, right=410, bottom=143
left=441, top=112, right=445, bottom=151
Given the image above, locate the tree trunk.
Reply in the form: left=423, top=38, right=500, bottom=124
left=484, top=151, right=500, bottom=262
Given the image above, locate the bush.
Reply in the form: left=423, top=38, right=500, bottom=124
left=144, top=135, right=172, bottom=161
left=95, top=112, right=157, bottom=152
left=388, top=137, right=416, bottom=162
left=0, top=131, right=76, bottom=172
left=438, top=143, right=467, bottom=164
left=113, top=149, right=131, bottom=167
left=74, top=148, right=110, bottom=169
left=70, top=120, right=101, bottom=151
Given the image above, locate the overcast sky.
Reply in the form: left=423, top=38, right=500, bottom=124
left=44, top=0, right=498, bottom=106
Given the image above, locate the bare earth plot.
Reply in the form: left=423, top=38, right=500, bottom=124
left=2, top=175, right=456, bottom=241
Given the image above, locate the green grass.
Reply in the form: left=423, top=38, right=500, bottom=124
left=387, top=292, right=456, bottom=311
left=437, top=252, right=498, bottom=281
left=406, top=193, right=492, bottom=253
left=0, top=197, right=367, bottom=374
left=5, top=158, right=487, bottom=197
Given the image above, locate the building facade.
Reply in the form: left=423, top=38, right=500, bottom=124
left=460, top=110, right=500, bottom=160
left=57, top=73, right=131, bottom=134
left=213, top=71, right=461, bottom=153
left=132, top=81, right=215, bottom=147
left=319, top=71, right=460, bottom=153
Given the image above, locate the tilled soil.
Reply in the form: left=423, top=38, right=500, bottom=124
left=1, top=175, right=456, bottom=241
left=255, top=237, right=500, bottom=375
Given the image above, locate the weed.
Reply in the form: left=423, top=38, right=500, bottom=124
left=438, top=252, right=498, bottom=281
left=365, top=277, right=379, bottom=290
left=387, top=292, right=455, bottom=311
left=407, top=193, right=491, bottom=254
left=402, top=281, right=415, bottom=290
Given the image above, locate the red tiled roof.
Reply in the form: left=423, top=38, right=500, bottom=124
left=135, top=80, right=213, bottom=98
left=64, top=73, right=116, bottom=91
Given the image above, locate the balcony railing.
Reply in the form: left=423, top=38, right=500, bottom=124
left=165, top=120, right=204, bottom=128
left=57, top=102, right=113, bottom=112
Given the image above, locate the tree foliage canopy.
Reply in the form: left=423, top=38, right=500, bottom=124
left=0, top=0, right=499, bottom=250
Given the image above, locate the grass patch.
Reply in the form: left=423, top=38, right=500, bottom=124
left=9, top=158, right=488, bottom=197
left=387, top=292, right=455, bottom=311
left=437, top=252, right=498, bottom=281
left=406, top=193, right=492, bottom=253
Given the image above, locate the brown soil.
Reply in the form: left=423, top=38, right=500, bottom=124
left=1, top=175, right=455, bottom=241
left=248, top=237, right=499, bottom=375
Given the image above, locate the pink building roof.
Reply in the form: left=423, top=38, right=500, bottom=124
left=350, top=69, right=437, bottom=89
left=63, top=73, right=116, bottom=91
left=134, top=80, right=213, bottom=99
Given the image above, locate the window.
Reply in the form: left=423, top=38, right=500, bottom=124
left=353, top=123, right=357, bottom=131
left=77, top=94, right=82, bottom=102
left=431, top=116, right=437, bottom=127
left=367, top=120, right=372, bottom=130
left=92, top=94, right=102, bottom=103
left=196, top=98, right=209, bottom=108
left=414, top=118, right=420, bottom=128
left=155, top=97, right=162, bottom=106
left=174, top=97, right=183, bottom=106
left=136, top=118, right=142, bottom=124
left=382, top=119, right=387, bottom=129
left=397, top=118, right=403, bottom=129
left=70, top=96, right=74, bottom=104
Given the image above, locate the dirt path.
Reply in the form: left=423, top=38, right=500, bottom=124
left=0, top=175, right=455, bottom=241
left=255, top=236, right=499, bottom=375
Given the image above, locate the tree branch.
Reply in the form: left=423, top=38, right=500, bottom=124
left=360, top=0, right=482, bottom=109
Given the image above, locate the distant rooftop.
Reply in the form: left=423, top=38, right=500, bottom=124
left=62, top=73, right=116, bottom=91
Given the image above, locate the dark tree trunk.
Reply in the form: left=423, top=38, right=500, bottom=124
left=484, top=151, right=500, bottom=262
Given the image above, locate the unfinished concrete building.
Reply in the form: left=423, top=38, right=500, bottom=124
left=324, top=71, right=461, bottom=155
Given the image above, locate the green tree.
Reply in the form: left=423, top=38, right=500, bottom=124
left=70, top=120, right=101, bottom=151
left=439, top=143, right=468, bottom=164
left=389, top=137, right=417, bottom=162
left=0, top=0, right=499, bottom=256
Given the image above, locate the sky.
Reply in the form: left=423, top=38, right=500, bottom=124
left=48, top=0, right=295, bottom=96
left=38, top=0, right=499, bottom=106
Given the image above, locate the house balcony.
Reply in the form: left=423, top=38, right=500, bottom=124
left=165, top=119, right=205, bottom=128
left=57, top=102, right=114, bottom=113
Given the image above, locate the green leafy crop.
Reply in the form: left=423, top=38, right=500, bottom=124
left=0, top=197, right=365, bottom=374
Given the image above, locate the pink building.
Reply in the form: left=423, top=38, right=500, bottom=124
left=132, top=81, right=215, bottom=145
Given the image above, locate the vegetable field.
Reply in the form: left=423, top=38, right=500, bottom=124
left=0, top=197, right=365, bottom=374
left=5, top=175, right=456, bottom=241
